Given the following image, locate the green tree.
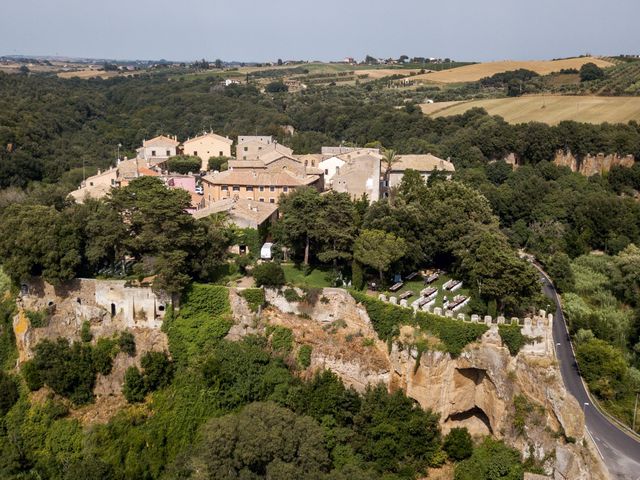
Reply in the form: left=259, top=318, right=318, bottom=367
left=353, top=384, right=441, bottom=475
left=353, top=229, right=407, bottom=282
left=576, top=338, right=628, bottom=400
left=580, top=62, right=605, bottom=82
left=265, top=81, right=288, bottom=93
left=546, top=252, right=575, bottom=293
left=397, top=168, right=427, bottom=203
left=316, top=192, right=357, bottom=268
left=276, top=187, right=323, bottom=265
left=207, top=155, right=230, bottom=172
left=165, top=155, right=201, bottom=174
left=382, top=148, right=398, bottom=201
left=455, top=438, right=524, bottom=480
left=171, top=402, right=330, bottom=479
left=443, top=427, right=473, bottom=461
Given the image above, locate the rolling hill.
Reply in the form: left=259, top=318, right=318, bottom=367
left=413, top=57, right=614, bottom=84
left=421, top=95, right=640, bottom=125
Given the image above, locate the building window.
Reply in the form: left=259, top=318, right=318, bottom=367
left=221, top=185, right=228, bottom=191
left=246, top=186, right=253, bottom=191
left=258, top=146, right=262, bottom=150
left=219, top=151, right=223, bottom=156
left=243, top=147, right=248, bottom=152
left=243, top=156, right=247, bottom=160
left=232, top=186, right=240, bottom=191
left=325, top=169, right=329, bottom=175
left=194, top=151, right=198, bottom=156
left=269, top=198, right=275, bottom=203
left=166, top=150, right=170, bottom=156
left=283, top=186, right=288, bottom=192
left=259, top=186, right=264, bottom=192
left=151, top=150, right=156, bottom=156
left=311, top=160, right=315, bottom=166
left=270, top=186, right=275, bottom=192
left=259, top=198, right=264, bottom=202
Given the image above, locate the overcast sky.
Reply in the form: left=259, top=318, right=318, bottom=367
left=2, top=0, right=638, bottom=62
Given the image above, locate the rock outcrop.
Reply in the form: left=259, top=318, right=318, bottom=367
left=245, top=287, right=609, bottom=480
left=553, top=150, right=634, bottom=176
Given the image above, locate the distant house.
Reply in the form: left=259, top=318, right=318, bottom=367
left=69, top=168, right=118, bottom=203
left=182, top=132, right=233, bottom=172
left=136, top=135, right=180, bottom=165
left=236, top=135, right=293, bottom=161
left=320, top=148, right=382, bottom=185
left=383, top=154, right=455, bottom=193
left=331, top=154, right=381, bottom=202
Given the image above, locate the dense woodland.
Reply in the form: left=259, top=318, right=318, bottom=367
left=1, top=70, right=640, bottom=478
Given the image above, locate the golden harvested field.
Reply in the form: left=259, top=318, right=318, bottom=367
left=356, top=68, right=420, bottom=79
left=412, top=57, right=613, bottom=84
left=424, top=95, right=640, bottom=125
left=58, top=69, right=120, bottom=79
left=420, top=101, right=464, bottom=115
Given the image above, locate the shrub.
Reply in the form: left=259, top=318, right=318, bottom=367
left=252, top=262, right=285, bottom=287
left=92, top=338, right=117, bottom=375
left=141, top=351, right=174, bottom=391
left=283, top=287, right=303, bottom=302
left=443, top=427, right=473, bottom=461
left=22, top=338, right=118, bottom=405
left=351, top=260, right=364, bottom=290
left=267, top=325, right=293, bottom=354
left=234, top=254, right=252, bottom=274
left=498, top=324, right=533, bottom=355
left=25, top=309, right=48, bottom=328
left=239, top=288, right=265, bottom=312
left=298, top=345, right=312, bottom=368
left=118, top=331, right=136, bottom=356
left=123, top=366, right=146, bottom=403
left=80, top=321, right=93, bottom=342
left=165, top=284, right=232, bottom=365
left=351, top=291, right=488, bottom=355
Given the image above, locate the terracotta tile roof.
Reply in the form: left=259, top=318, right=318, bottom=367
left=228, top=160, right=266, bottom=169
left=142, top=135, right=180, bottom=148
left=386, top=154, right=455, bottom=172
left=202, top=169, right=310, bottom=187
left=183, top=132, right=233, bottom=145
left=192, top=198, right=278, bottom=226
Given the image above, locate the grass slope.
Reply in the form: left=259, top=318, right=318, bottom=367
left=424, top=95, right=640, bottom=125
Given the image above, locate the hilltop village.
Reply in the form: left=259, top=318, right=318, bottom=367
left=71, top=132, right=454, bottom=230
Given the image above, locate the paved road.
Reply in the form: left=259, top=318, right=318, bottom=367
left=538, top=271, right=640, bottom=479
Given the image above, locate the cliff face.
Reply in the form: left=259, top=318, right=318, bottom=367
left=248, top=288, right=609, bottom=480
left=13, top=278, right=169, bottom=423
left=553, top=150, right=634, bottom=176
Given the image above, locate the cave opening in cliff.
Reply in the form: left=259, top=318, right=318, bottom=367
left=445, top=406, right=494, bottom=436
left=456, top=367, right=486, bottom=385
